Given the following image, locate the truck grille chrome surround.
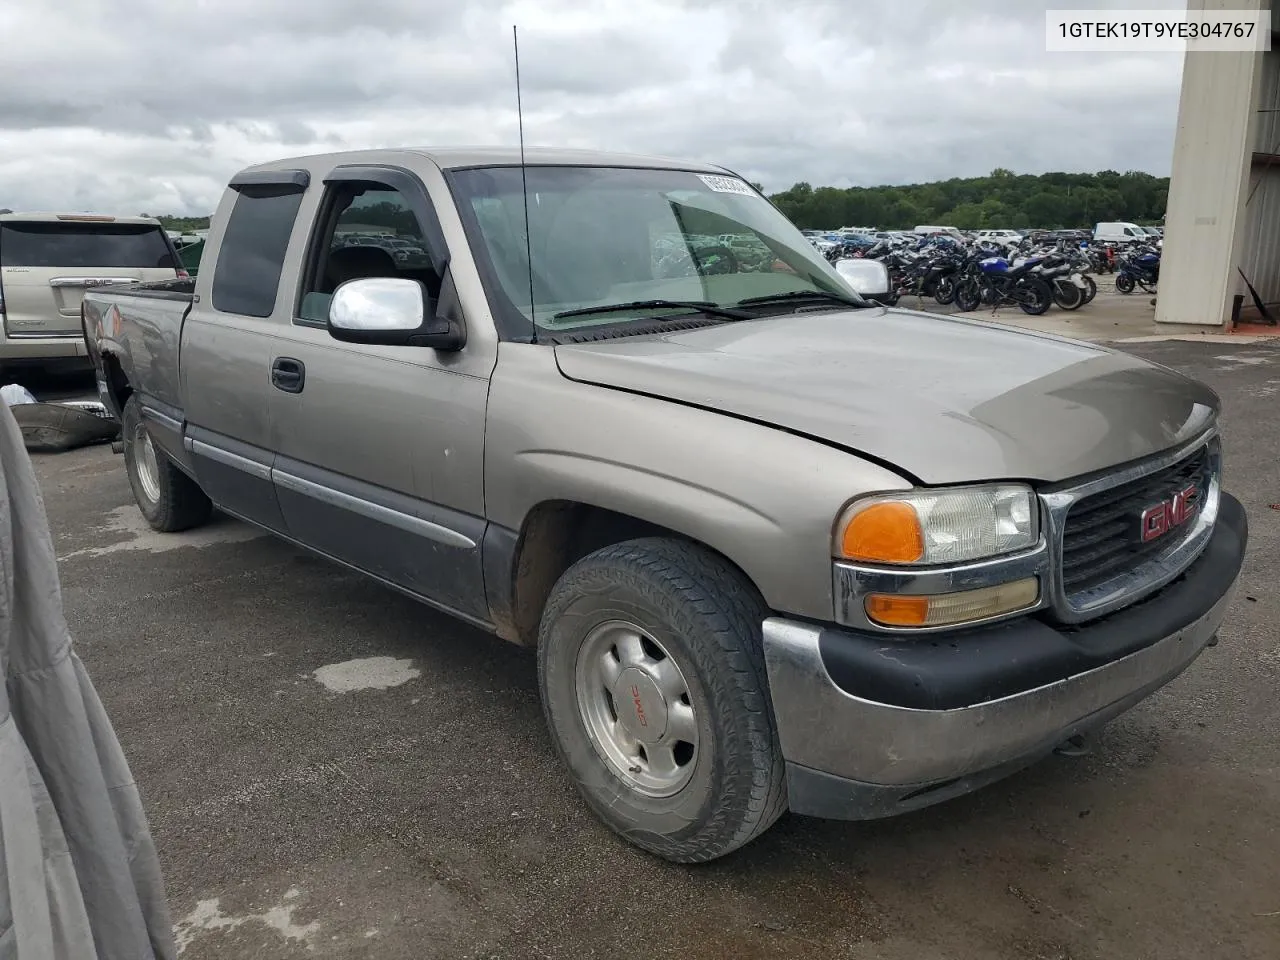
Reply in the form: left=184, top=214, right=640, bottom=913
left=1040, top=431, right=1221, bottom=624
left=832, top=430, right=1221, bottom=634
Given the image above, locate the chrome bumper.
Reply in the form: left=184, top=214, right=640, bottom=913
left=0, top=333, right=89, bottom=361
left=763, top=580, right=1235, bottom=815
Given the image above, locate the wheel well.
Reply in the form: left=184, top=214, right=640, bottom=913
left=505, top=500, right=753, bottom=646
left=101, top=352, right=132, bottom=413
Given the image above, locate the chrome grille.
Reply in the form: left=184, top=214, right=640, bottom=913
left=1041, top=433, right=1221, bottom=624
left=1061, top=446, right=1210, bottom=595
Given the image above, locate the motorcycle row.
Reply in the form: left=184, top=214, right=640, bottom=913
left=823, top=234, right=1161, bottom=316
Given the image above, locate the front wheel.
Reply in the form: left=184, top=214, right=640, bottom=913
left=954, top=278, right=982, bottom=313
left=537, top=538, right=787, bottom=863
left=1081, top=275, right=1098, bottom=304
left=122, top=395, right=213, bottom=532
left=933, top=274, right=957, bottom=305
left=1053, top=279, right=1085, bottom=311
left=1018, top=278, right=1053, bottom=315
left=1115, top=272, right=1135, bottom=294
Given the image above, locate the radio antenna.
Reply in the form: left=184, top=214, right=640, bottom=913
left=513, top=25, right=536, bottom=343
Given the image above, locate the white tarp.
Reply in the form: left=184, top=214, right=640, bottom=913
left=0, top=386, right=36, bottom=408
left=0, top=400, right=176, bottom=959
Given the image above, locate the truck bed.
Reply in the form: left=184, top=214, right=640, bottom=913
left=82, top=277, right=196, bottom=422
left=106, top=276, right=197, bottom=300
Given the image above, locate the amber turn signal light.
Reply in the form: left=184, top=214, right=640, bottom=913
left=865, top=578, right=1040, bottom=628
left=839, top=501, right=924, bottom=563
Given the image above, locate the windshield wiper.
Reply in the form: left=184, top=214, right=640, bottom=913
left=735, top=290, right=870, bottom=309
left=553, top=299, right=752, bottom=321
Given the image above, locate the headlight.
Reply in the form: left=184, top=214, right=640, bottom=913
left=835, top=484, right=1038, bottom=565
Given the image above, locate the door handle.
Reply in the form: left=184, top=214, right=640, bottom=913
left=271, top=357, right=305, bottom=394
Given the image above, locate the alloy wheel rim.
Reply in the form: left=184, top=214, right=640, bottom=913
left=134, top=424, right=161, bottom=503
left=574, top=620, right=698, bottom=797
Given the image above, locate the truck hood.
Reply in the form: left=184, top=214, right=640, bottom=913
left=552, top=308, right=1218, bottom=485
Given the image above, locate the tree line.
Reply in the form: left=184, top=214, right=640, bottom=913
left=768, top=168, right=1168, bottom=231
left=149, top=167, right=1168, bottom=235
left=149, top=215, right=210, bottom=232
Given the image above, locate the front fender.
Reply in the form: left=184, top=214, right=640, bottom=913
left=484, top=344, right=912, bottom=622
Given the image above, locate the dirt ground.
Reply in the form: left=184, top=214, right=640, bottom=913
left=29, top=331, right=1280, bottom=960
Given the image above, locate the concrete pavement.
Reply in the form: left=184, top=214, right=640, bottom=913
left=35, top=337, right=1280, bottom=960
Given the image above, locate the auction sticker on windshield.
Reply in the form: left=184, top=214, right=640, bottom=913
left=699, top=175, right=756, bottom=196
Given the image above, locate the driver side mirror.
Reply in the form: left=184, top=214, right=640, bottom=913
left=328, top=277, right=464, bottom=350
left=834, top=258, right=891, bottom=300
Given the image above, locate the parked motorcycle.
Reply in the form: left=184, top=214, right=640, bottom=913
left=954, top=256, right=1053, bottom=315
left=1115, top=246, right=1160, bottom=294
left=1029, top=254, right=1089, bottom=311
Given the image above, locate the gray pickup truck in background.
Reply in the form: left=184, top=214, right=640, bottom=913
left=81, top=147, right=1248, bottom=863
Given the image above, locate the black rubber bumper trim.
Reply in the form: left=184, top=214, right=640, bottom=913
left=818, top=492, right=1248, bottom=711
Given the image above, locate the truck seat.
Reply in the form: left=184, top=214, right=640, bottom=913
left=297, top=246, right=403, bottom=324
left=325, top=245, right=399, bottom=289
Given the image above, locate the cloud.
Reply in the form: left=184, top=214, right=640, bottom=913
left=0, top=0, right=1186, bottom=214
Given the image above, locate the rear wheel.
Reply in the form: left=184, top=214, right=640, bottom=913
left=122, top=395, right=212, bottom=532
left=1115, top=273, right=1135, bottom=294
left=954, top=279, right=982, bottom=313
left=1018, top=278, right=1053, bottom=315
left=537, top=537, right=787, bottom=863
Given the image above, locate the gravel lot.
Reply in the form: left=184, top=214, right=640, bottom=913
left=32, top=335, right=1280, bottom=960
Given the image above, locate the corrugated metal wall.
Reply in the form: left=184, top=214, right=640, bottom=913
left=1157, top=0, right=1265, bottom=326
left=1253, top=21, right=1280, bottom=150
left=1239, top=169, right=1280, bottom=307
left=1238, top=20, right=1280, bottom=307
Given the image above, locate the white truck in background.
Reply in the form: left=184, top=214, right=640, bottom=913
left=1093, top=221, right=1148, bottom=244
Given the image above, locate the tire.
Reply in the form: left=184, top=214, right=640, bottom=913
left=537, top=537, right=787, bottom=863
left=1052, top=278, right=1084, bottom=311
left=933, top=274, right=957, bottom=305
left=1081, top=275, right=1098, bottom=304
left=1018, top=278, right=1053, bottom=316
left=1115, top=272, right=1135, bottom=294
left=954, top=279, right=982, bottom=313
left=122, top=395, right=213, bottom=532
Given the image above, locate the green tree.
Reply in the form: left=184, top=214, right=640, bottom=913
left=763, top=168, right=1169, bottom=230
left=1023, top=192, right=1064, bottom=227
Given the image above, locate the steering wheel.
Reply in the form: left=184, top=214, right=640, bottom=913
left=691, top=244, right=739, bottom=275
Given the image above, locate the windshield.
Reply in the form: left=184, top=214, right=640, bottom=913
left=447, top=165, right=861, bottom=337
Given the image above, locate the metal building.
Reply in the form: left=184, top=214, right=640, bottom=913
left=1159, top=0, right=1280, bottom=327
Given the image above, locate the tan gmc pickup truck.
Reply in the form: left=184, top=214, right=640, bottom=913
left=82, top=147, right=1247, bottom=863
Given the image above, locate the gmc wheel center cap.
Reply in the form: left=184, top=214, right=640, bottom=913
left=613, top=668, right=667, bottom=744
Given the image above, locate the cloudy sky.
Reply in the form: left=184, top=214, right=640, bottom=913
left=0, top=0, right=1185, bottom=216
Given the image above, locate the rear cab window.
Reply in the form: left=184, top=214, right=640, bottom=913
left=0, top=220, right=177, bottom=268
left=210, top=185, right=306, bottom=318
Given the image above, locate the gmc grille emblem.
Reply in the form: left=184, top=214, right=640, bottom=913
left=1139, top=483, right=1200, bottom=543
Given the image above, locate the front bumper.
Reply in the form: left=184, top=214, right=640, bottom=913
left=763, top=491, right=1248, bottom=820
